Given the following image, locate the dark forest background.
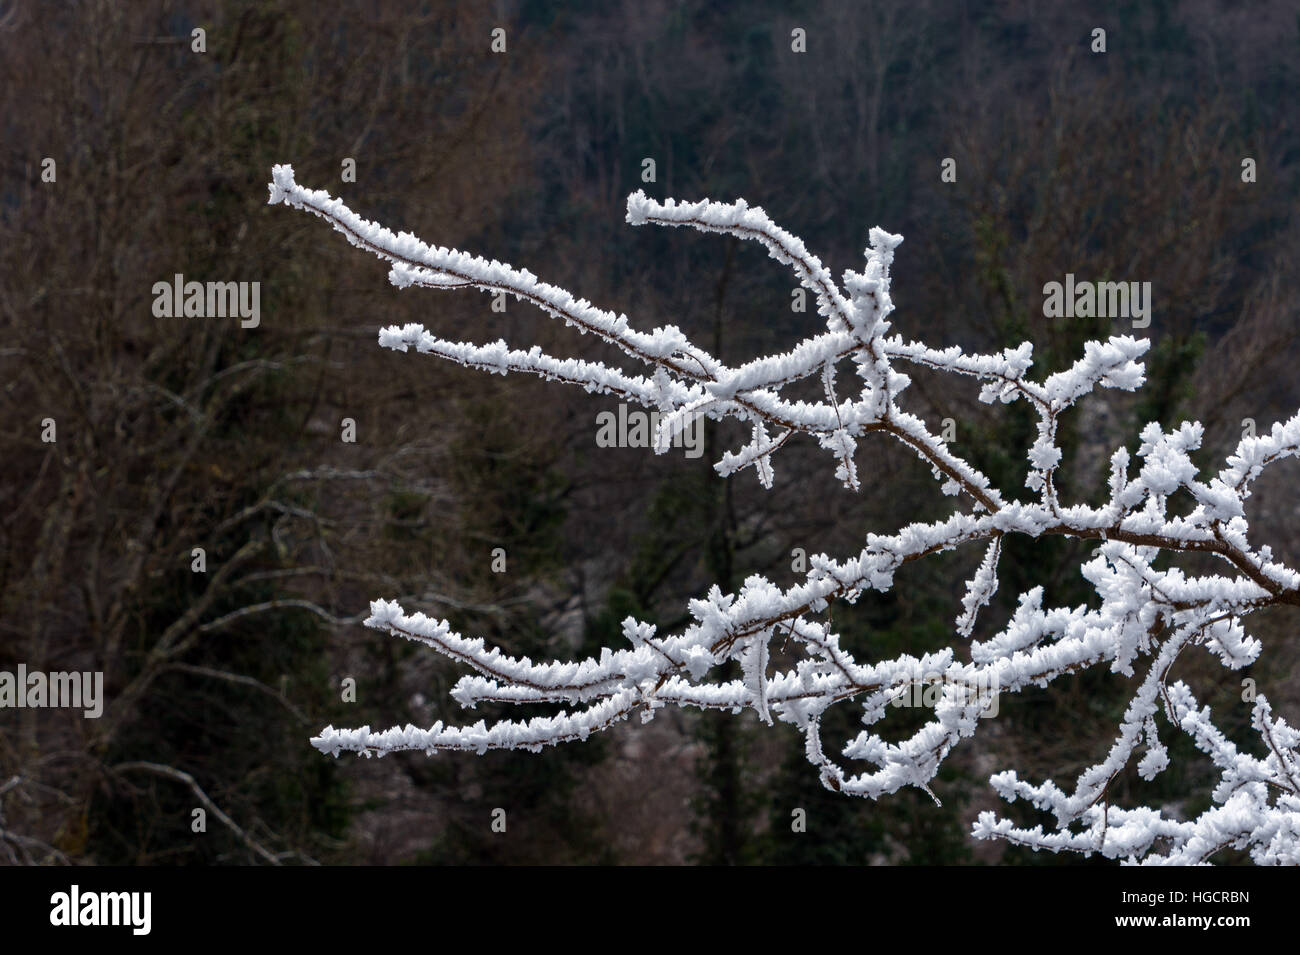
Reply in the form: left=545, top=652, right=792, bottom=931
left=1, top=0, right=1298, bottom=865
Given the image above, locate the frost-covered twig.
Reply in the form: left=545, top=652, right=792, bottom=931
left=270, top=164, right=1300, bottom=864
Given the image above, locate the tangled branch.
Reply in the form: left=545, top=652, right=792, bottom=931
left=269, top=164, right=1300, bottom=864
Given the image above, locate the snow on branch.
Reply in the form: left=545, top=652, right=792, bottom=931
left=270, top=164, right=1300, bottom=864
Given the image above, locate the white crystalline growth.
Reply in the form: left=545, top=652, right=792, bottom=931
left=273, top=165, right=1300, bottom=865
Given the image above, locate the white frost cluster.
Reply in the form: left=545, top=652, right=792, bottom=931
left=272, top=165, right=1300, bottom=865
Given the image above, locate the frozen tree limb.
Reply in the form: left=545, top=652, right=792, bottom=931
left=270, top=164, right=1300, bottom=864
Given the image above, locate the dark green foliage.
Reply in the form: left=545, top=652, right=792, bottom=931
left=89, top=549, right=350, bottom=864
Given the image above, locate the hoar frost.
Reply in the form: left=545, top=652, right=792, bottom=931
left=271, top=164, right=1300, bottom=865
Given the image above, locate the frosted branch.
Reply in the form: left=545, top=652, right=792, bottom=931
left=271, top=165, right=1300, bottom=864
